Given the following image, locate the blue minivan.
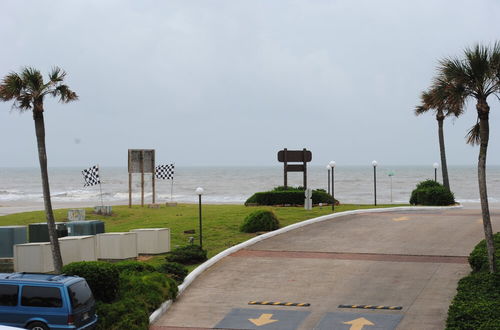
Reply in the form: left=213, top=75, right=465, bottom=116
left=0, top=273, right=97, bottom=330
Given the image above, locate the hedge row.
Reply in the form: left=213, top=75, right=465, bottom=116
left=446, top=232, right=500, bottom=329
left=245, top=188, right=337, bottom=206
left=468, top=232, right=500, bottom=272
left=62, top=261, right=178, bottom=330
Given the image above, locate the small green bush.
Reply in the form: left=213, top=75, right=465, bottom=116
left=165, top=245, right=208, bottom=265
left=409, top=180, right=455, bottom=206
left=245, top=187, right=338, bottom=206
left=62, top=261, right=119, bottom=303
left=240, top=210, right=280, bottom=233
left=114, top=260, right=156, bottom=273
left=157, top=262, right=188, bottom=284
left=446, top=272, right=500, bottom=329
left=468, top=232, right=500, bottom=272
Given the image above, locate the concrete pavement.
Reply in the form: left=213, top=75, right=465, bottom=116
left=151, top=207, right=499, bottom=330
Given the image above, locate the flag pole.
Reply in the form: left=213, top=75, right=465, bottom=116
left=98, top=164, right=104, bottom=207
left=170, top=178, right=174, bottom=202
left=170, top=163, right=175, bottom=202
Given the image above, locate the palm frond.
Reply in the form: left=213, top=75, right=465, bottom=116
left=51, top=84, right=78, bottom=103
left=0, top=72, right=24, bottom=101
left=49, top=67, right=66, bottom=82
left=20, top=67, right=44, bottom=96
left=466, top=122, right=481, bottom=146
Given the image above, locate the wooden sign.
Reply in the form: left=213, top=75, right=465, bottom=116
left=128, top=149, right=155, bottom=173
left=128, top=149, right=156, bottom=207
left=277, top=148, right=312, bottom=189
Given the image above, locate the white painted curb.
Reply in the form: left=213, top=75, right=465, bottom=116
left=149, top=205, right=462, bottom=323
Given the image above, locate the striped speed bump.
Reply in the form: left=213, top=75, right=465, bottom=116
left=249, top=301, right=311, bottom=307
left=338, top=304, right=402, bottom=310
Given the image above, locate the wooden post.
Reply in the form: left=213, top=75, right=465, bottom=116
left=152, top=172, right=156, bottom=204
left=141, top=150, right=145, bottom=207
left=284, top=148, right=288, bottom=188
left=152, top=150, right=156, bottom=204
left=303, top=148, right=307, bottom=189
left=128, top=173, right=132, bottom=208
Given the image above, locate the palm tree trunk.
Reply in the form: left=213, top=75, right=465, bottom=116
left=436, top=112, right=450, bottom=191
left=33, top=108, right=63, bottom=273
left=477, top=99, right=497, bottom=273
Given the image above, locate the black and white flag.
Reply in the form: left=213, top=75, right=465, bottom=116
left=156, top=164, right=174, bottom=180
left=82, top=165, right=101, bottom=187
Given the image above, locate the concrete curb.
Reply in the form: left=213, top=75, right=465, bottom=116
left=149, top=204, right=462, bottom=324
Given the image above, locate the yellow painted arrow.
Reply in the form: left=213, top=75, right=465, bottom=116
left=343, top=317, right=374, bottom=330
left=249, top=313, right=279, bottom=326
left=393, top=216, right=410, bottom=222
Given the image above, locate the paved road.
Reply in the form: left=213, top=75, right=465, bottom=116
left=151, top=207, right=499, bottom=330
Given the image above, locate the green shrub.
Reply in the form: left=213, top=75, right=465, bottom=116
left=446, top=272, right=500, bottom=329
left=165, top=245, right=208, bottom=265
left=114, top=260, right=156, bottom=273
left=416, top=179, right=441, bottom=189
left=157, top=262, right=188, bottom=284
left=96, top=272, right=178, bottom=330
left=245, top=187, right=338, bottom=206
left=409, top=181, right=455, bottom=206
left=62, top=261, right=119, bottom=303
left=240, top=210, right=280, bottom=233
left=468, top=232, right=500, bottom=272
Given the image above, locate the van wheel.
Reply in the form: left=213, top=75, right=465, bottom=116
left=27, top=321, right=49, bottom=330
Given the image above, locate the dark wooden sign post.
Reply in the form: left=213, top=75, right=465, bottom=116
left=128, top=149, right=155, bottom=207
left=277, top=148, right=312, bottom=189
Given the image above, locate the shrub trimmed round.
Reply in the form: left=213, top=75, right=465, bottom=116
left=240, top=210, right=280, bottom=233
left=62, top=261, right=119, bottom=303
left=409, top=180, right=455, bottom=206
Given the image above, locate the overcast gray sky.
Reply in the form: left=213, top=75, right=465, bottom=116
left=1, top=0, right=499, bottom=167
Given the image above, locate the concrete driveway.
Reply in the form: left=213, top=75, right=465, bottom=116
left=151, top=207, right=499, bottom=330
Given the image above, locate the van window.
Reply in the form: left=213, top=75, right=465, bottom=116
left=21, top=286, right=62, bottom=308
left=68, top=280, right=93, bottom=310
left=0, top=284, right=18, bottom=306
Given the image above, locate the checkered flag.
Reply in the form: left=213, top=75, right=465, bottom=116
left=82, top=165, right=101, bottom=187
left=156, top=164, right=174, bottom=180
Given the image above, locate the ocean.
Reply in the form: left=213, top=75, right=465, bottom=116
left=1, top=165, right=500, bottom=206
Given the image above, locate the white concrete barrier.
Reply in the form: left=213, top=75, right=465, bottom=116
left=131, top=228, right=170, bottom=254
left=59, top=235, right=97, bottom=264
left=96, top=232, right=138, bottom=260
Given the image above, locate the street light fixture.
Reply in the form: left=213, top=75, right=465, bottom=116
left=433, top=162, right=439, bottom=182
left=372, top=160, right=378, bottom=206
left=195, top=187, right=204, bottom=249
left=329, top=161, right=336, bottom=211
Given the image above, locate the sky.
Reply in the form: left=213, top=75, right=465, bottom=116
left=1, top=0, right=499, bottom=167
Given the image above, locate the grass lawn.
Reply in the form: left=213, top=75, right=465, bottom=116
left=0, top=203, right=403, bottom=268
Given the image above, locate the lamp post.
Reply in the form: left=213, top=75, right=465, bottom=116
left=195, top=187, right=204, bottom=249
left=326, top=164, right=331, bottom=195
left=372, top=160, right=378, bottom=206
left=433, top=162, right=439, bottom=182
left=329, top=161, right=336, bottom=211
left=388, top=171, right=395, bottom=203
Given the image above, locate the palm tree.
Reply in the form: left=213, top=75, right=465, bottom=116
left=415, top=79, right=463, bottom=191
left=438, top=43, right=500, bottom=273
left=0, top=67, right=78, bottom=273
